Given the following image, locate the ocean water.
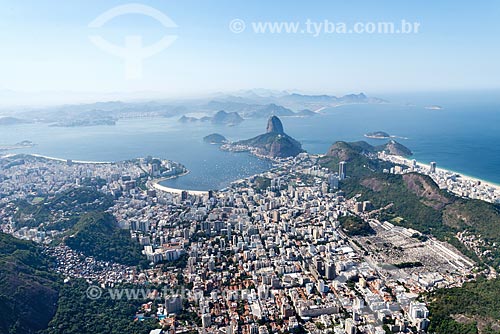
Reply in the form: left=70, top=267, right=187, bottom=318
left=1, top=91, right=499, bottom=189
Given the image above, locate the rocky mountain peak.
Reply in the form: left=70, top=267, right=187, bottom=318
left=266, top=116, right=284, bottom=134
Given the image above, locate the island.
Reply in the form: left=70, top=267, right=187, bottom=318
left=203, top=133, right=228, bottom=144
left=364, top=131, right=391, bottom=139
left=425, top=105, right=444, bottom=110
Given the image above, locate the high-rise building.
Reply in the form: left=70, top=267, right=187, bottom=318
left=328, top=174, right=339, bottom=190
left=345, top=318, right=356, bottom=334
left=272, top=210, right=280, bottom=223
left=409, top=301, right=429, bottom=320
left=250, top=323, right=259, bottom=334
left=202, top=313, right=212, bottom=328
left=317, top=279, right=326, bottom=293
left=315, top=258, right=324, bottom=276
left=181, top=190, right=188, bottom=201
left=321, top=182, right=329, bottom=194
left=325, top=261, right=336, bottom=280
left=138, top=220, right=150, bottom=233
left=150, top=162, right=160, bottom=177
left=430, top=161, right=437, bottom=173
left=339, top=161, right=347, bottom=180
left=354, top=202, right=363, bottom=213
left=165, top=295, right=183, bottom=314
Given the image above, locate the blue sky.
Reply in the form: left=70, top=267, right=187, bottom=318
left=1, top=0, right=499, bottom=101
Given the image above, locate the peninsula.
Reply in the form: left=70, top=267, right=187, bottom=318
left=222, top=116, right=304, bottom=158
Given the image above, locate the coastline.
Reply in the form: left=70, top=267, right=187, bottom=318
left=386, top=154, right=500, bottom=191
left=27, top=153, right=113, bottom=164
left=0, top=153, right=211, bottom=195
left=4, top=151, right=497, bottom=198
left=149, top=171, right=209, bottom=196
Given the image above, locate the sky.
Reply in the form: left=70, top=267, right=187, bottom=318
left=0, top=0, right=499, bottom=105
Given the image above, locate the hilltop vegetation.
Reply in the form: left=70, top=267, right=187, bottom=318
left=428, top=277, right=500, bottom=334
left=0, top=233, right=60, bottom=334
left=65, top=212, right=147, bottom=267
left=43, top=279, right=160, bottom=334
left=11, top=187, right=114, bottom=230
left=320, top=141, right=396, bottom=177
left=322, top=141, right=500, bottom=267
left=6, top=187, right=148, bottom=266
left=0, top=215, right=148, bottom=333
left=341, top=171, right=500, bottom=267
left=322, top=140, right=500, bottom=332
left=339, top=215, right=375, bottom=236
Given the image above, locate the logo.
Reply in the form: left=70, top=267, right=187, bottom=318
left=86, top=285, right=103, bottom=300
left=88, top=3, right=178, bottom=79
left=229, top=19, right=246, bottom=34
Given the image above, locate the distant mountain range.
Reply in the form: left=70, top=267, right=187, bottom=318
left=1, top=90, right=387, bottom=125
left=203, top=92, right=386, bottom=116
left=0, top=116, right=31, bottom=125
left=179, top=110, right=244, bottom=125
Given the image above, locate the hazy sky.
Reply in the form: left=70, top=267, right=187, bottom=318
left=1, top=0, right=499, bottom=101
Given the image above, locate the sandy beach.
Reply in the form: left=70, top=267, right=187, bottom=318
left=149, top=173, right=209, bottom=196
left=386, top=154, right=500, bottom=192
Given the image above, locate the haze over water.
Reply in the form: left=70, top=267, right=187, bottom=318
left=1, top=92, right=499, bottom=190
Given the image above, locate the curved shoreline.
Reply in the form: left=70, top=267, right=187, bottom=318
left=149, top=172, right=209, bottom=196
left=2, top=153, right=211, bottom=195
left=385, top=154, right=500, bottom=189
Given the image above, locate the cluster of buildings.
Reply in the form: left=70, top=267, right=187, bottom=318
left=44, top=244, right=137, bottom=284
left=0, top=152, right=482, bottom=333
left=110, top=154, right=469, bottom=333
left=0, top=154, right=185, bottom=241
left=379, top=152, right=500, bottom=204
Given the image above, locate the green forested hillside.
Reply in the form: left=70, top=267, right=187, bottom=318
left=43, top=279, right=159, bottom=334
left=12, top=187, right=114, bottom=229
left=323, top=141, right=500, bottom=333
left=0, top=233, right=61, bottom=334
left=428, top=277, right=500, bottom=334
left=322, top=141, right=500, bottom=268
left=64, top=212, right=147, bottom=267
left=339, top=215, right=375, bottom=236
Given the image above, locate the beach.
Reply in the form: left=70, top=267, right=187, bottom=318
left=149, top=173, right=209, bottom=196
left=380, top=153, right=500, bottom=203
